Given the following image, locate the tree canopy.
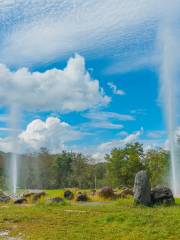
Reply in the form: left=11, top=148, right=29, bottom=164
left=0, top=143, right=171, bottom=190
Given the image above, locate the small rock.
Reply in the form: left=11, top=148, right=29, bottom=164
left=14, top=198, right=27, bottom=204
left=0, top=196, right=11, bottom=203
left=151, top=186, right=175, bottom=205
left=23, top=191, right=46, bottom=202
left=133, top=170, right=151, bottom=206
left=114, top=188, right=133, bottom=199
left=76, top=193, right=88, bottom=201
left=64, top=190, right=74, bottom=200
left=23, top=192, right=34, bottom=198
left=0, top=192, right=11, bottom=203
left=121, top=188, right=133, bottom=196
left=32, top=192, right=46, bottom=202
left=99, top=186, right=114, bottom=199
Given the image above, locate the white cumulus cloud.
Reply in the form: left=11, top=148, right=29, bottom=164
left=0, top=117, right=84, bottom=153
left=0, top=54, right=109, bottom=111
left=19, top=117, right=83, bottom=153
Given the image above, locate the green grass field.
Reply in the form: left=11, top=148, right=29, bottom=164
left=0, top=190, right=180, bottom=240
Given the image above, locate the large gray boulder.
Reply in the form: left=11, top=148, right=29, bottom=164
left=133, top=170, right=151, bottom=206
left=151, top=186, right=175, bottom=205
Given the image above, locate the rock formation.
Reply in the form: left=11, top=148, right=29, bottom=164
left=133, top=170, right=151, bottom=206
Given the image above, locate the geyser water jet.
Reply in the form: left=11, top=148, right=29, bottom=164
left=11, top=154, right=17, bottom=194
left=159, top=24, right=180, bottom=194
left=9, top=105, right=20, bottom=194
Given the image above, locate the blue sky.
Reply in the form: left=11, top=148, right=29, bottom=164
left=31, top=54, right=165, bottom=142
left=0, top=0, right=178, bottom=159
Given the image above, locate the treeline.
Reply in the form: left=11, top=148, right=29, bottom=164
left=0, top=143, right=170, bottom=190
left=105, top=143, right=170, bottom=187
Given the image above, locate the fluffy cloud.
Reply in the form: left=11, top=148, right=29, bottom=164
left=19, top=117, right=82, bottom=153
left=0, top=117, right=83, bottom=153
left=0, top=54, right=109, bottom=111
left=92, top=128, right=143, bottom=161
left=107, top=82, right=125, bottom=95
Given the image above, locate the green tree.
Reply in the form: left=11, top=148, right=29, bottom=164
left=144, top=148, right=170, bottom=187
left=70, top=153, right=93, bottom=188
left=55, top=151, right=95, bottom=189
left=19, top=153, right=37, bottom=189
left=94, top=162, right=108, bottom=188
left=36, top=148, right=56, bottom=189
left=106, top=143, right=144, bottom=187
left=55, top=151, right=73, bottom=188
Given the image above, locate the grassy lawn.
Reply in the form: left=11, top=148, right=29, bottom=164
left=0, top=191, right=179, bottom=240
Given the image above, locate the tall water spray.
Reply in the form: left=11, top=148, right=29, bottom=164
left=160, top=23, right=180, bottom=194
left=11, top=154, right=17, bottom=194
left=9, top=105, right=20, bottom=194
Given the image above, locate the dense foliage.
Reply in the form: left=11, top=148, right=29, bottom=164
left=105, top=143, right=144, bottom=187
left=106, top=143, right=170, bottom=188
left=0, top=142, right=170, bottom=190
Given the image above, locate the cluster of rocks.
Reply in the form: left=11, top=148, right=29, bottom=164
left=98, top=186, right=133, bottom=199
left=0, top=191, right=47, bottom=204
left=64, top=190, right=88, bottom=201
left=46, top=191, right=88, bottom=203
left=14, top=191, right=46, bottom=204
left=0, top=175, right=175, bottom=207
left=133, top=170, right=175, bottom=206
left=0, top=189, right=90, bottom=205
